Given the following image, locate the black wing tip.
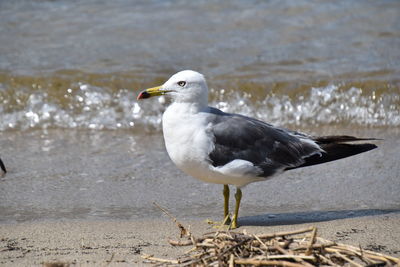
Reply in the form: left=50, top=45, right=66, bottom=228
left=286, top=142, right=378, bottom=171
left=0, top=158, right=6, bottom=174
left=359, top=143, right=378, bottom=152
left=314, top=135, right=383, bottom=144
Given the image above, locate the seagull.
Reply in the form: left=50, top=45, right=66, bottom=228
left=137, top=70, right=377, bottom=229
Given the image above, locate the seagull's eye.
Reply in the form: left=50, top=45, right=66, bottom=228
left=177, top=81, right=186, bottom=87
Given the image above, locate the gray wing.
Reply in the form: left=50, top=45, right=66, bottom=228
left=205, top=108, right=321, bottom=177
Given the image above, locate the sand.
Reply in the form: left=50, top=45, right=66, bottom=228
left=1, top=127, right=399, bottom=224
left=0, top=212, right=399, bottom=266
left=0, top=128, right=399, bottom=266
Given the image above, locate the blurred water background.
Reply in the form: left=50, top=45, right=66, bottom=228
left=0, top=0, right=399, bottom=223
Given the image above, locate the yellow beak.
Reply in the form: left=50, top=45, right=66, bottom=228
left=137, top=86, right=167, bottom=100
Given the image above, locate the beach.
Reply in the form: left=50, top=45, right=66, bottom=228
left=1, top=1, right=399, bottom=265
left=1, top=213, right=399, bottom=266
left=1, top=127, right=399, bottom=266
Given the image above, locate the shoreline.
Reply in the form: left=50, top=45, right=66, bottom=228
left=1, top=212, right=399, bottom=266
left=1, top=127, right=399, bottom=224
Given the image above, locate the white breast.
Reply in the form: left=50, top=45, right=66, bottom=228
left=162, top=103, right=213, bottom=179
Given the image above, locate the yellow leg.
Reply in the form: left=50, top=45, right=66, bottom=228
left=223, top=185, right=231, bottom=225
left=223, top=185, right=229, bottom=218
left=231, top=188, right=242, bottom=229
left=206, top=185, right=231, bottom=227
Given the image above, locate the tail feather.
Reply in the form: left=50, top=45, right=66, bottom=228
left=286, top=136, right=378, bottom=170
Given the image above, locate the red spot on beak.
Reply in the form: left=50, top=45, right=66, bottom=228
left=137, top=91, right=150, bottom=100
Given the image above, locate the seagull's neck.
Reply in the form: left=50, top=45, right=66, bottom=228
left=168, top=101, right=208, bottom=114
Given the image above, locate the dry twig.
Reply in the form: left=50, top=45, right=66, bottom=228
left=153, top=202, right=190, bottom=238
left=147, top=204, right=399, bottom=266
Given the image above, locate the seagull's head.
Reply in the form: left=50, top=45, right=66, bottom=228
left=137, top=70, right=208, bottom=105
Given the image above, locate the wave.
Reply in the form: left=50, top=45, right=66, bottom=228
left=0, top=72, right=398, bottom=131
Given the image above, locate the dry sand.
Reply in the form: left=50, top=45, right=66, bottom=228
left=0, top=212, right=399, bottom=266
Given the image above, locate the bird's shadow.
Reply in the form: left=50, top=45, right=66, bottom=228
left=238, top=209, right=400, bottom=227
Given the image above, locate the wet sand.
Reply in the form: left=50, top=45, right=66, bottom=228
left=1, top=127, right=399, bottom=223
left=0, top=213, right=399, bottom=266
left=0, top=127, right=399, bottom=265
